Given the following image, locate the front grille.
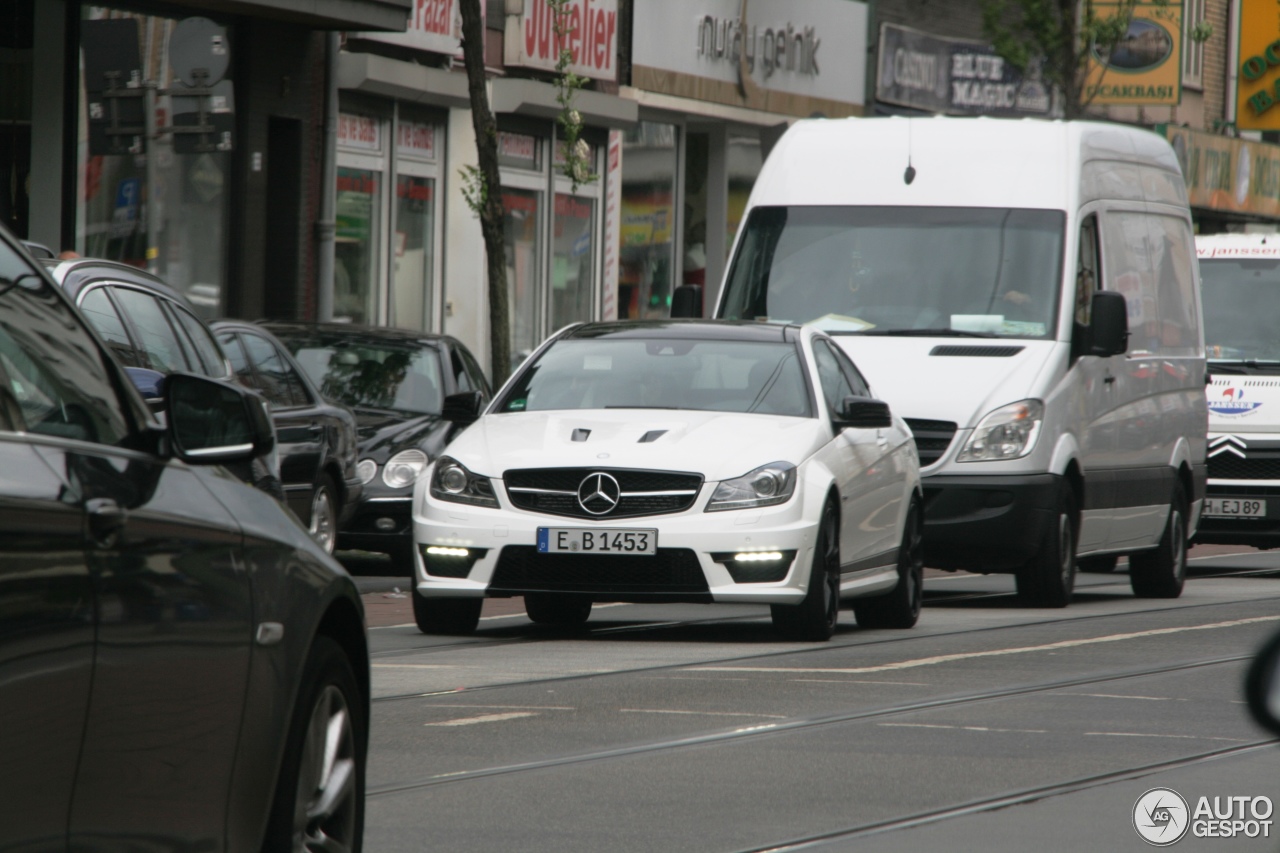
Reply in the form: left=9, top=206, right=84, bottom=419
left=489, top=546, right=710, bottom=597
left=904, top=418, right=958, bottom=467
left=504, top=468, right=703, bottom=520
left=1208, top=455, right=1280, bottom=481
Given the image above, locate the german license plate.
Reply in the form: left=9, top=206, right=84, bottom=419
left=1203, top=498, right=1267, bottom=518
left=537, top=528, right=657, bottom=555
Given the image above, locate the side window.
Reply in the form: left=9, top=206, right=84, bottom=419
left=459, top=347, right=491, bottom=398
left=1075, top=214, right=1101, bottom=326
left=78, top=287, right=140, bottom=367
left=242, top=333, right=307, bottom=408
left=170, top=306, right=227, bottom=377
left=450, top=347, right=474, bottom=393
left=111, top=288, right=192, bottom=373
left=829, top=344, right=871, bottom=397
left=0, top=256, right=132, bottom=445
left=812, top=340, right=856, bottom=414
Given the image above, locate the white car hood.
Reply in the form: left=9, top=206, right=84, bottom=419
left=830, top=337, right=1058, bottom=428
left=449, top=409, right=829, bottom=483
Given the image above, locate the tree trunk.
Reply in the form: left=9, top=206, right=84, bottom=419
left=458, top=0, right=511, bottom=387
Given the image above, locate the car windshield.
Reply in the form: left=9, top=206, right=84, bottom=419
left=1201, top=257, right=1280, bottom=363
left=498, top=338, right=812, bottom=417
left=720, top=206, right=1065, bottom=339
left=288, top=340, right=444, bottom=415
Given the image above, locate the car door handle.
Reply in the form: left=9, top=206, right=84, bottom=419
left=86, top=497, right=127, bottom=548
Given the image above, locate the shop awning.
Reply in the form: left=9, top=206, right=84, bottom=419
left=491, top=78, right=638, bottom=130
left=338, top=52, right=471, bottom=108
left=166, top=0, right=411, bottom=31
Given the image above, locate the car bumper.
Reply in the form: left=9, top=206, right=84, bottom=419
left=920, top=473, right=1062, bottom=572
left=411, top=490, right=825, bottom=605
left=338, top=495, right=413, bottom=555
left=1193, top=483, right=1280, bottom=547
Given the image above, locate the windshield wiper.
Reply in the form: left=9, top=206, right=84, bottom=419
left=1208, top=359, right=1280, bottom=372
left=837, top=328, right=1000, bottom=338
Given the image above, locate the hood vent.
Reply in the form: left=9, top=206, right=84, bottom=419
left=930, top=345, right=1024, bottom=358
left=571, top=428, right=591, bottom=442
left=639, top=430, right=667, bottom=443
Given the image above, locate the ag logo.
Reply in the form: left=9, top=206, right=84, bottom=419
left=1134, top=787, right=1190, bottom=845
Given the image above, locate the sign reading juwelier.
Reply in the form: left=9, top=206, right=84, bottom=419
left=505, top=0, right=619, bottom=82
left=1236, top=0, right=1280, bottom=130
left=1082, top=1, right=1183, bottom=106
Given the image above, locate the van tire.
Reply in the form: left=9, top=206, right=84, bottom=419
left=1129, top=482, right=1187, bottom=599
left=1016, top=486, right=1077, bottom=608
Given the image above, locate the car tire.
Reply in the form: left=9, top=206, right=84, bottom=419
left=1129, top=481, right=1188, bottom=599
left=1015, top=485, right=1077, bottom=608
left=412, top=589, right=482, bottom=635
left=262, top=635, right=365, bottom=853
left=308, top=474, right=339, bottom=555
left=524, top=593, right=593, bottom=626
left=771, top=501, right=840, bottom=642
left=853, top=497, right=924, bottom=630
left=1078, top=555, right=1118, bottom=573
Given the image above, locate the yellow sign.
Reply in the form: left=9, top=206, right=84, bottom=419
left=1163, top=125, right=1280, bottom=218
left=1082, top=2, right=1183, bottom=106
left=1236, top=0, right=1280, bottom=130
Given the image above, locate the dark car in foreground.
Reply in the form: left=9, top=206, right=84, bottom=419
left=266, top=322, right=491, bottom=569
left=0, top=232, right=368, bottom=850
left=213, top=319, right=361, bottom=554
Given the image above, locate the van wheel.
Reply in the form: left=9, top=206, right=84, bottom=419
left=525, top=593, right=592, bottom=626
left=412, top=590, right=482, bottom=635
left=771, top=502, right=840, bottom=642
left=853, top=497, right=924, bottom=629
left=1078, top=555, right=1118, bottom=573
left=1016, top=486, right=1077, bottom=607
left=1130, top=482, right=1187, bottom=599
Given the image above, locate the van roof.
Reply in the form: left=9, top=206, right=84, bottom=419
left=1195, top=232, right=1280, bottom=258
left=750, top=117, right=1184, bottom=212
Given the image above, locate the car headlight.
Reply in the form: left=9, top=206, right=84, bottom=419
left=383, top=449, right=428, bottom=488
left=356, top=458, right=377, bottom=485
left=706, top=462, right=797, bottom=512
left=957, top=400, right=1044, bottom=462
left=429, top=456, right=499, bottom=508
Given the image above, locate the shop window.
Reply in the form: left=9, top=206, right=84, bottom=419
left=392, top=175, right=436, bottom=331
left=551, top=193, right=595, bottom=332
left=502, top=187, right=543, bottom=360
left=335, top=166, right=381, bottom=324
left=620, top=121, right=678, bottom=319
left=727, top=132, right=763, bottom=253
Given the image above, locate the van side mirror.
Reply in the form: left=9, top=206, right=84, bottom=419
left=165, top=373, right=275, bottom=464
left=670, top=284, right=703, bottom=318
left=442, top=390, right=484, bottom=426
left=1245, top=626, right=1280, bottom=737
left=1089, top=291, right=1129, bottom=357
left=835, top=396, right=893, bottom=429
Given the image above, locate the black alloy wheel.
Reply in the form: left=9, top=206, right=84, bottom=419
left=771, top=501, right=840, bottom=642
left=853, top=497, right=924, bottom=629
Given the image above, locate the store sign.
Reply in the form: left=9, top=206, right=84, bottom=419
left=1164, top=125, right=1280, bottom=218
left=1082, top=1, right=1183, bottom=106
left=1236, top=1, right=1280, bottom=130
left=632, top=0, right=867, bottom=117
left=505, top=0, right=618, bottom=81
left=338, top=113, right=381, bottom=151
left=876, top=24, right=1050, bottom=115
left=397, top=121, right=436, bottom=159
left=357, top=0, right=462, bottom=56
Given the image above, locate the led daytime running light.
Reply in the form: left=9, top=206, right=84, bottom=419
left=426, top=546, right=470, bottom=558
left=733, top=551, right=784, bottom=562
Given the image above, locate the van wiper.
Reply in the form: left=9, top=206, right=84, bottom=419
left=1208, top=359, right=1280, bottom=373
left=839, top=328, right=999, bottom=338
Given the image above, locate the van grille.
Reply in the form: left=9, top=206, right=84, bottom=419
left=1208, top=455, right=1280, bottom=481
left=904, top=419, right=957, bottom=467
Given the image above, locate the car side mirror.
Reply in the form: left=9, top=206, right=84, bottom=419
left=165, top=373, right=275, bottom=465
left=1089, top=291, right=1129, bottom=357
left=835, top=396, right=893, bottom=429
left=442, top=390, right=484, bottom=427
left=670, top=284, right=703, bottom=318
left=125, top=367, right=166, bottom=399
left=1245, top=626, right=1280, bottom=738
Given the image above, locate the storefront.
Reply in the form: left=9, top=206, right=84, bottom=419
left=1163, top=125, right=1280, bottom=233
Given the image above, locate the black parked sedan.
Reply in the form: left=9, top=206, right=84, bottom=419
left=266, top=322, right=491, bottom=568
left=0, top=230, right=368, bottom=850
left=213, top=320, right=362, bottom=555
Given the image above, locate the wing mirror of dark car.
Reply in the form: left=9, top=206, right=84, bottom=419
left=125, top=367, right=166, bottom=400
left=1245, top=626, right=1280, bottom=738
left=670, top=284, right=703, bottom=318
left=1088, top=291, right=1129, bottom=357
left=164, top=373, right=276, bottom=465
left=442, top=390, right=485, bottom=427
left=835, top=396, right=893, bottom=429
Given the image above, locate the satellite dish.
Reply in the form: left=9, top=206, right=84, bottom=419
left=170, top=17, right=229, bottom=88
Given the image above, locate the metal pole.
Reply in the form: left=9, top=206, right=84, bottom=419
left=316, top=31, right=339, bottom=322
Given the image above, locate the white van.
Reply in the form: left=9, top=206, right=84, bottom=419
left=699, top=117, right=1207, bottom=606
left=1195, top=233, right=1280, bottom=547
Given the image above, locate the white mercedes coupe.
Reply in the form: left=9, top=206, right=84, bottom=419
left=411, top=320, right=923, bottom=641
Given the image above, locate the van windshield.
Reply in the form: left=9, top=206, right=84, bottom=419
left=720, top=206, right=1065, bottom=339
left=1200, top=257, right=1280, bottom=365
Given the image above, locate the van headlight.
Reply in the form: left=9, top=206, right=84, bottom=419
left=706, top=462, right=797, bottom=512
left=430, top=456, right=499, bottom=508
left=957, top=400, right=1044, bottom=462
left=383, top=449, right=428, bottom=488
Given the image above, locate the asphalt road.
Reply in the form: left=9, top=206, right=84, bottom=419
left=353, top=550, right=1280, bottom=852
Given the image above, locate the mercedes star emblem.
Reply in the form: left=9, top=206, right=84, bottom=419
left=577, top=472, right=621, bottom=515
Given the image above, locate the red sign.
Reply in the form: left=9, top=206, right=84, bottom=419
left=397, top=121, right=436, bottom=159
left=338, top=113, right=381, bottom=151
left=508, top=0, right=618, bottom=81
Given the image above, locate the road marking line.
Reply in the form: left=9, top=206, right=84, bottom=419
left=424, top=712, right=537, bottom=726
left=1062, top=693, right=1183, bottom=701
left=1085, top=731, right=1249, bottom=741
left=793, top=679, right=928, bottom=686
left=620, top=708, right=789, bottom=719
left=417, top=704, right=575, bottom=711
left=693, top=615, right=1280, bottom=675
left=879, top=723, right=1047, bottom=734
left=372, top=663, right=457, bottom=669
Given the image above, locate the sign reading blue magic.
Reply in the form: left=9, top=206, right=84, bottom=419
left=695, top=15, right=821, bottom=78
left=877, top=23, right=1051, bottom=116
